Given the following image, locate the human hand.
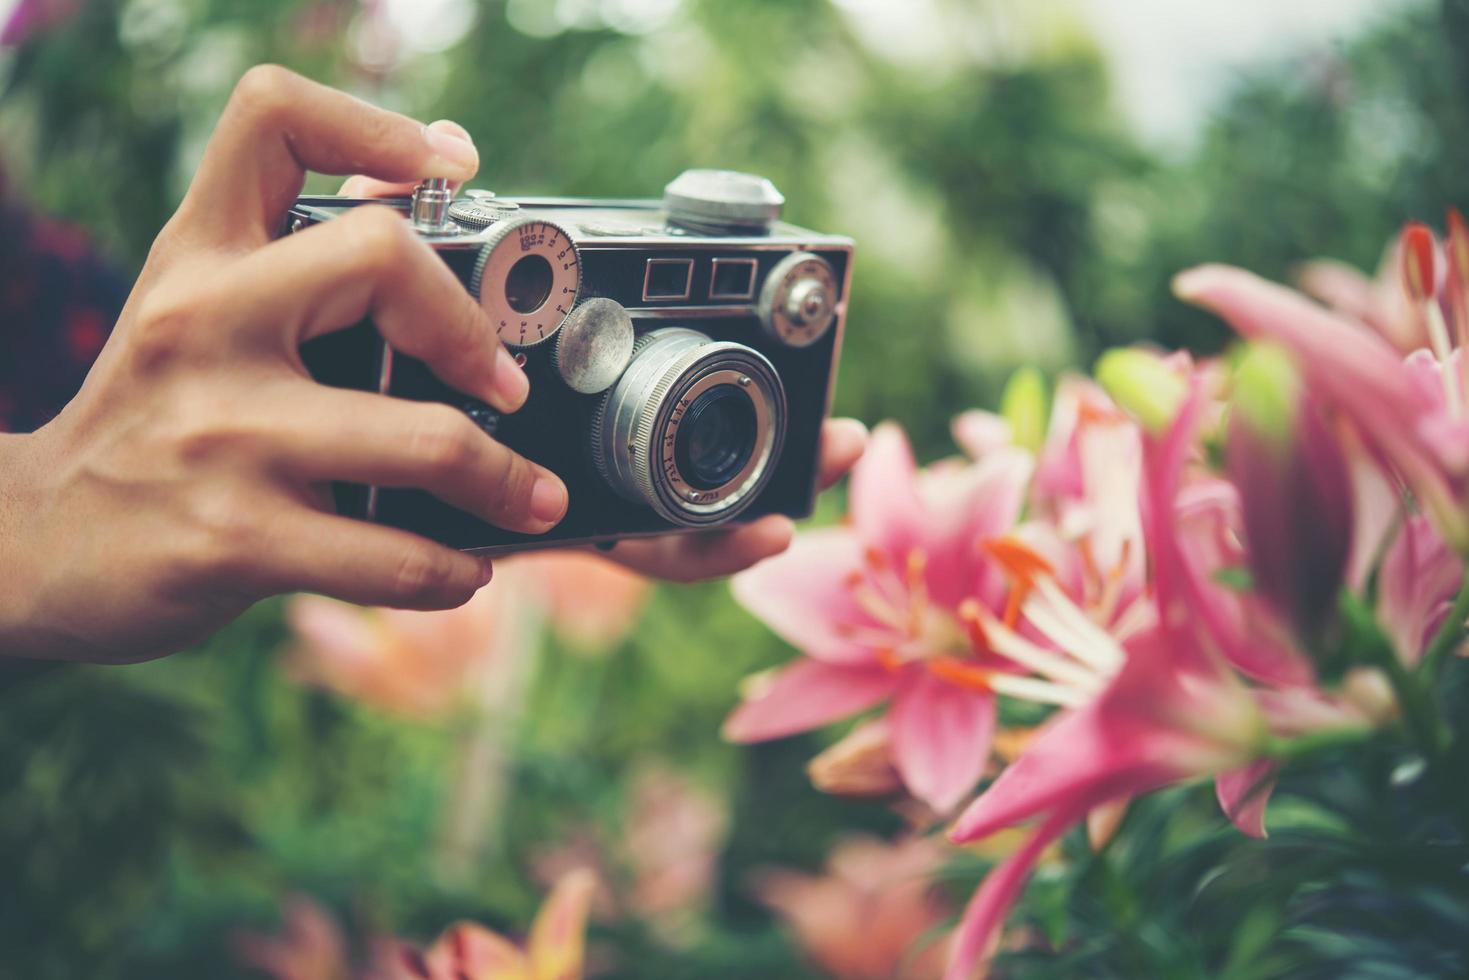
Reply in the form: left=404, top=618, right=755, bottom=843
left=0, top=66, right=566, bottom=663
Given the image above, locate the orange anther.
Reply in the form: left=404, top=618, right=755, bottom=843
left=1077, top=398, right=1125, bottom=427
left=875, top=647, right=904, bottom=672
left=1401, top=222, right=1438, bottom=303
left=983, top=536, right=1056, bottom=589
left=1001, top=584, right=1029, bottom=629
left=864, top=546, right=890, bottom=570
left=905, top=549, right=928, bottom=587
left=958, top=599, right=992, bottom=652
left=927, top=656, right=993, bottom=693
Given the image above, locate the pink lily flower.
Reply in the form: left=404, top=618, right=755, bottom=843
left=724, top=423, right=1132, bottom=814
left=1, top=0, right=80, bottom=46
left=957, top=375, right=1148, bottom=630
left=943, top=382, right=1270, bottom=980
left=284, top=553, right=648, bottom=717
left=1173, top=220, right=1469, bottom=550
left=945, top=622, right=1265, bottom=980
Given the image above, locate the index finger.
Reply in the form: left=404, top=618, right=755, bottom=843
left=178, top=65, right=480, bottom=247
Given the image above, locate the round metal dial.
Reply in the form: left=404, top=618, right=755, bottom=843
left=552, top=298, right=635, bottom=394
left=663, top=169, right=784, bottom=235
left=449, top=197, right=520, bottom=229
left=758, top=251, right=838, bottom=347
left=470, top=218, right=581, bottom=350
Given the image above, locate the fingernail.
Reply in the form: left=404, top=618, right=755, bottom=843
left=490, top=348, right=530, bottom=409
left=423, top=122, right=478, bottom=175
left=531, top=476, right=568, bottom=525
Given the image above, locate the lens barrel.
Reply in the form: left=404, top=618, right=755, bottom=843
left=592, top=329, right=786, bottom=527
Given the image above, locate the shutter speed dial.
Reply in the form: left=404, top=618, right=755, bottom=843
left=470, top=217, right=581, bottom=350
left=758, top=251, right=838, bottom=348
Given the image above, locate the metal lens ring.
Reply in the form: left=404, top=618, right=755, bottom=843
left=593, top=329, right=786, bottom=527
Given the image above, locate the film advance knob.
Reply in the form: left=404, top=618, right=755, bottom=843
left=552, top=298, right=635, bottom=394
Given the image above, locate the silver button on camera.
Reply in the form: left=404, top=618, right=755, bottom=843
left=759, top=251, right=838, bottom=347
left=411, top=178, right=455, bottom=234
left=553, top=298, right=635, bottom=395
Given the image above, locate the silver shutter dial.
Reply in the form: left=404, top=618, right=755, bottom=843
left=469, top=217, right=581, bottom=350
left=552, top=298, right=635, bottom=394
left=758, top=251, right=838, bottom=347
left=663, top=169, right=784, bottom=235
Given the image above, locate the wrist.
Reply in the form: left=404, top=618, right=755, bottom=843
left=0, top=431, right=43, bottom=656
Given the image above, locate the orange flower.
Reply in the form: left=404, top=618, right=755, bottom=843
left=235, top=873, right=597, bottom=980
left=754, top=836, right=950, bottom=980
left=411, top=870, right=598, bottom=980
left=284, top=554, right=648, bottom=717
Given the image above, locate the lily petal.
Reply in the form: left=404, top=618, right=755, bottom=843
left=952, top=410, right=1014, bottom=459
left=1378, top=515, right=1464, bottom=665
left=889, top=672, right=996, bottom=814
left=920, top=448, right=1035, bottom=609
left=1174, top=264, right=1469, bottom=549
left=850, top=422, right=928, bottom=564
left=723, top=658, right=899, bottom=743
left=730, top=528, right=882, bottom=666
left=944, top=807, right=1079, bottom=980
left=528, top=869, right=597, bottom=980
left=426, top=922, right=532, bottom=980
left=1215, top=760, right=1277, bottom=839
left=950, top=626, right=1255, bottom=845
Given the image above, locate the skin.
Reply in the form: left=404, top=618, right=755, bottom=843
left=0, top=66, right=866, bottom=664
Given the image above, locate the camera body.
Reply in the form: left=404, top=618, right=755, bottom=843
left=289, top=170, right=852, bottom=555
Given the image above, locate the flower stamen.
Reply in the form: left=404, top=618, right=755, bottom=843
left=927, top=655, right=992, bottom=692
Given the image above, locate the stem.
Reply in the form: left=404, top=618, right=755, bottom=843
left=1263, top=727, right=1375, bottom=763
left=1374, top=635, right=1450, bottom=760
left=1416, top=575, right=1469, bottom=683
left=433, top=590, right=546, bottom=884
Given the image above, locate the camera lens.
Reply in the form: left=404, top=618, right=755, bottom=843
left=592, top=329, right=786, bottom=527
left=675, top=386, right=758, bottom=491
left=505, top=254, right=554, bottom=314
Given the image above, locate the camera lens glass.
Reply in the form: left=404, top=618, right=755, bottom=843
left=675, top=385, right=758, bottom=490
left=592, top=329, right=787, bottom=528
left=505, top=254, right=554, bottom=314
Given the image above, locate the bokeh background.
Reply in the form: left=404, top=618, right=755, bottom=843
left=4, top=0, right=1469, bottom=977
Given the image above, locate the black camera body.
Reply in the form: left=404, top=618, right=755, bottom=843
left=289, top=170, right=852, bottom=555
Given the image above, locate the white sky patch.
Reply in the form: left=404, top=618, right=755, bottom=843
left=831, top=0, right=1419, bottom=148
left=1075, top=0, right=1421, bottom=148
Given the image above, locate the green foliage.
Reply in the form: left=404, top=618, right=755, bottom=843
left=4, top=1, right=1469, bottom=977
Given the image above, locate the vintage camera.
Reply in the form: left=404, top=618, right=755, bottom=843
left=289, top=170, right=852, bottom=555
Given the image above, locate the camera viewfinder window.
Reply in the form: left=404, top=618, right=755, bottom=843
left=643, top=258, right=694, bottom=301
left=710, top=258, right=757, bottom=300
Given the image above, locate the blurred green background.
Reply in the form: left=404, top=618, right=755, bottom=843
left=4, top=0, right=1469, bottom=977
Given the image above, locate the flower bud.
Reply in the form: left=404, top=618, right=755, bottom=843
left=807, top=720, right=903, bottom=798
left=1095, top=348, right=1187, bottom=434
left=1228, top=343, right=1354, bottom=643
left=1000, top=366, right=1049, bottom=452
